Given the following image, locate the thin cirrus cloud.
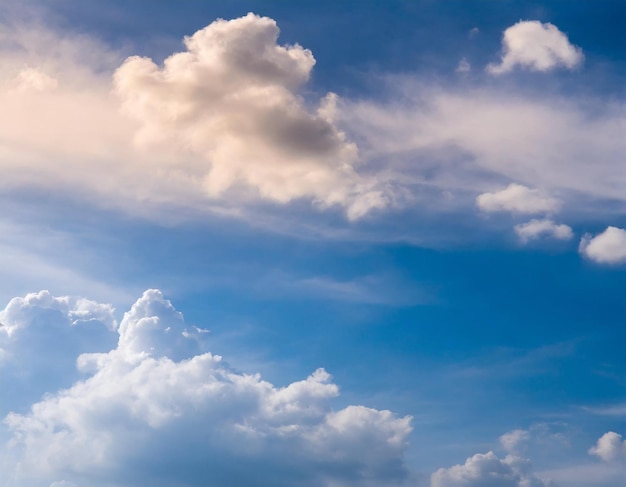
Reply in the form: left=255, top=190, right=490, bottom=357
left=1, top=289, right=413, bottom=487
left=487, top=20, right=584, bottom=74
left=514, top=219, right=573, bottom=243
left=579, top=227, right=626, bottom=264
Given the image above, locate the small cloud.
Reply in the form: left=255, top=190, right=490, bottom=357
left=487, top=20, right=583, bottom=75
left=514, top=219, right=573, bottom=243
left=456, top=58, right=471, bottom=73
left=589, top=432, right=626, bottom=463
left=431, top=450, right=550, bottom=487
left=13, top=67, right=58, bottom=93
left=476, top=183, right=560, bottom=214
left=469, top=27, right=480, bottom=38
left=500, top=429, right=530, bottom=454
left=579, top=226, right=626, bottom=264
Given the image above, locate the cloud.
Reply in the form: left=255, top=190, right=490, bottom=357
left=514, top=219, right=573, bottom=243
left=431, top=451, right=550, bottom=487
left=456, top=58, right=471, bottom=74
left=0, top=15, right=388, bottom=221
left=476, top=184, right=560, bottom=214
left=487, top=21, right=583, bottom=74
left=343, top=83, right=626, bottom=218
left=500, top=429, right=531, bottom=454
left=113, top=13, right=387, bottom=219
left=589, top=432, right=626, bottom=463
left=2, top=289, right=413, bottom=487
left=0, top=291, right=118, bottom=415
left=579, top=227, right=626, bottom=264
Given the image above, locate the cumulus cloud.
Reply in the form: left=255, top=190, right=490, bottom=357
left=579, top=226, right=626, bottom=264
left=476, top=184, right=560, bottom=214
left=0, top=15, right=388, bottom=221
left=113, top=13, right=387, bottom=219
left=0, top=291, right=118, bottom=414
left=2, top=289, right=413, bottom=487
left=343, top=83, right=626, bottom=217
left=487, top=20, right=583, bottom=74
left=431, top=451, right=550, bottom=487
left=514, top=219, right=573, bottom=243
left=589, top=432, right=626, bottom=462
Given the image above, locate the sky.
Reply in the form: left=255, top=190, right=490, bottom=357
left=1, top=1, right=626, bottom=486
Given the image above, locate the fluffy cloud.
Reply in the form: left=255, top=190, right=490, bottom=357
left=589, top=432, right=626, bottom=462
left=2, top=289, right=413, bottom=487
left=514, top=219, right=573, bottom=243
left=487, top=21, right=583, bottom=74
left=431, top=451, right=550, bottom=487
left=579, top=227, right=626, bottom=264
left=476, top=184, right=560, bottom=214
left=0, top=291, right=118, bottom=414
left=113, top=13, right=386, bottom=219
left=500, top=429, right=531, bottom=454
left=0, top=15, right=387, bottom=221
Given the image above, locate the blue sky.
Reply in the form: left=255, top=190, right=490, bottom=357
left=1, top=1, right=626, bottom=486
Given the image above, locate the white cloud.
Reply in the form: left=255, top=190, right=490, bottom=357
left=476, top=184, right=560, bottom=214
left=0, top=290, right=117, bottom=335
left=487, top=21, right=583, bottom=74
left=343, top=84, right=626, bottom=216
left=113, top=13, right=387, bottom=219
left=514, top=219, right=573, bottom=243
left=456, top=58, right=471, bottom=73
left=579, top=227, right=626, bottom=264
left=2, top=289, right=413, bottom=487
left=589, top=432, right=626, bottom=463
left=500, top=429, right=531, bottom=454
left=0, top=291, right=118, bottom=415
left=431, top=451, right=550, bottom=487
left=0, top=15, right=388, bottom=222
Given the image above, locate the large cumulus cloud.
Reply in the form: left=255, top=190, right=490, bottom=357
left=112, top=13, right=388, bottom=219
left=0, top=14, right=387, bottom=220
left=1, top=289, right=413, bottom=487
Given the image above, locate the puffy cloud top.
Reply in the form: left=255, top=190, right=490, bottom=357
left=113, top=13, right=386, bottom=219
left=0, top=290, right=117, bottom=334
left=2, top=289, right=413, bottom=487
left=487, top=21, right=583, bottom=74
left=579, top=226, right=626, bottom=264
left=476, top=184, right=560, bottom=214
left=589, top=432, right=626, bottom=462
left=431, top=451, right=549, bottom=487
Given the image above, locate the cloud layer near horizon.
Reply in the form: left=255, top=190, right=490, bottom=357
left=1, top=289, right=413, bottom=487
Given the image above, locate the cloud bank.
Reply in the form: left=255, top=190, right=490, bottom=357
left=1, top=289, right=413, bottom=487
left=0, top=12, right=623, bottom=247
